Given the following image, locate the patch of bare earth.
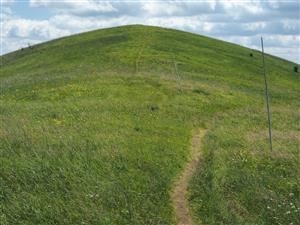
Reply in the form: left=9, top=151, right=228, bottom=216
left=171, top=129, right=207, bottom=225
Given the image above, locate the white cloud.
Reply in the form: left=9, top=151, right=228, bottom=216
left=141, top=1, right=217, bottom=16
left=1, top=0, right=15, bottom=6
left=4, top=18, right=70, bottom=39
left=266, top=46, right=299, bottom=63
left=282, top=19, right=299, bottom=31
left=142, top=2, right=183, bottom=16
left=244, top=22, right=267, bottom=32
left=49, top=14, right=130, bottom=31
left=29, top=0, right=117, bottom=15
left=1, top=6, right=13, bottom=20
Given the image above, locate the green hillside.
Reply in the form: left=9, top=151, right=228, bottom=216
left=1, top=25, right=299, bottom=225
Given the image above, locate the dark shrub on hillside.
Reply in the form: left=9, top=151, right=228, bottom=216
left=149, top=105, right=159, bottom=111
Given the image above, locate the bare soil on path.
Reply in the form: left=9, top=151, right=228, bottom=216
left=171, top=129, right=207, bottom=225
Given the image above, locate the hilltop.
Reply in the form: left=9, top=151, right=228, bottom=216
left=1, top=25, right=299, bottom=225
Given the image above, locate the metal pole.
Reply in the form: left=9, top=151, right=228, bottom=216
left=261, top=37, right=273, bottom=151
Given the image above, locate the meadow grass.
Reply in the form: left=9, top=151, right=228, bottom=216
left=0, top=25, right=299, bottom=224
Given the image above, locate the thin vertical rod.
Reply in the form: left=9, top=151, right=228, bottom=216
left=261, top=37, right=273, bottom=151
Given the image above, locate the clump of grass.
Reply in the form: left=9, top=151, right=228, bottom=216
left=192, top=88, right=210, bottom=96
left=294, top=66, right=298, bottom=72
left=148, top=104, right=159, bottom=111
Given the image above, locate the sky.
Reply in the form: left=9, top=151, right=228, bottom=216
left=1, top=0, right=299, bottom=63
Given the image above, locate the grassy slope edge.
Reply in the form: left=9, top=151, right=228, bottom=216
left=0, top=25, right=299, bottom=225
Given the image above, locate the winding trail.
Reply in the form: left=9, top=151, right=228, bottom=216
left=135, top=29, right=151, bottom=74
left=171, top=129, right=207, bottom=225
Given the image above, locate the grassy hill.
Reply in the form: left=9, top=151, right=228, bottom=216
left=1, top=25, right=299, bottom=225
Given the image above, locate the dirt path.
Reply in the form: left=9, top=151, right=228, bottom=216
left=171, top=129, right=207, bottom=225
left=135, top=29, right=151, bottom=74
